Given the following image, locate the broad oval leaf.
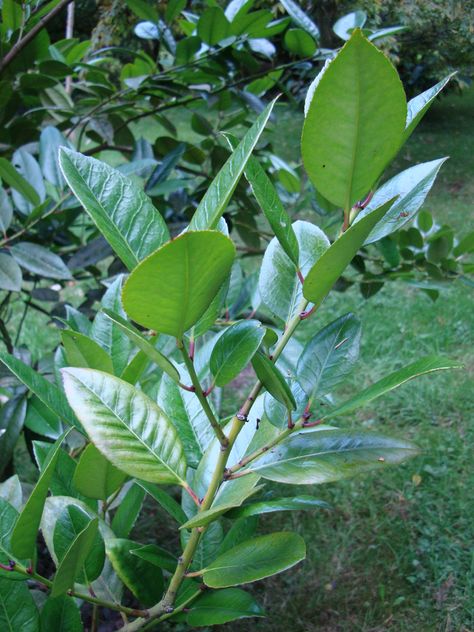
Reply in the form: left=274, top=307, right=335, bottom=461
left=11, top=242, right=72, bottom=280
left=73, top=443, right=127, bottom=500
left=202, top=532, right=306, bottom=588
left=189, top=99, right=276, bottom=230
left=303, top=198, right=396, bottom=306
left=356, top=158, right=447, bottom=244
left=122, top=231, right=235, bottom=338
left=59, top=148, right=169, bottom=270
left=297, top=313, right=361, bottom=398
left=302, top=30, right=406, bottom=208
left=0, top=253, right=22, bottom=291
left=186, top=587, right=265, bottom=626
left=62, top=368, right=187, bottom=486
left=322, top=356, right=462, bottom=419
left=252, top=352, right=296, bottom=412
left=210, top=320, right=265, bottom=386
left=246, top=429, right=419, bottom=484
left=61, top=330, right=114, bottom=373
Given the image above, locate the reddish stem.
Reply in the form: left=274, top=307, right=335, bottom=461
left=297, top=269, right=305, bottom=284
left=179, top=383, right=196, bottom=393
left=184, top=485, right=201, bottom=507
left=300, top=305, right=316, bottom=320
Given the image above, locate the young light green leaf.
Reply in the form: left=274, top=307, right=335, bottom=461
left=302, top=30, right=406, bottom=208
left=189, top=99, right=277, bottom=230
left=11, top=242, right=72, bottom=280
left=303, top=198, right=396, bottom=306
left=51, top=517, right=100, bottom=597
left=246, top=429, right=419, bottom=484
left=404, top=74, right=454, bottom=144
left=357, top=158, right=447, bottom=244
left=280, top=0, right=319, bottom=40
left=0, top=577, right=39, bottom=632
left=102, top=308, right=180, bottom=383
left=11, top=430, right=69, bottom=559
left=73, top=443, right=127, bottom=501
left=0, top=156, right=40, bottom=206
left=40, top=596, right=83, bottom=632
left=0, top=397, right=26, bottom=478
left=202, top=532, right=306, bottom=588
left=259, top=220, right=329, bottom=322
left=111, top=483, right=146, bottom=538
left=252, top=352, right=296, bottom=412
left=323, top=356, right=462, bottom=419
left=59, top=148, right=169, bottom=270
left=186, top=587, right=265, bottom=626
left=0, top=253, right=22, bottom=291
left=0, top=351, right=80, bottom=431
left=123, top=231, right=235, bottom=338
left=228, top=495, right=330, bottom=518
left=61, top=330, right=114, bottom=373
left=106, top=538, right=164, bottom=607
left=62, top=368, right=187, bottom=486
left=210, top=320, right=265, bottom=386
left=297, top=313, right=361, bottom=398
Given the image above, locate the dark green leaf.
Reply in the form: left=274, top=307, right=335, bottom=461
left=0, top=397, right=27, bottom=478
left=252, top=352, right=296, bottom=413
left=210, top=320, right=265, bottom=386
left=284, top=28, right=316, bottom=56
left=40, top=595, right=83, bottom=632
left=10, top=149, right=45, bottom=214
left=0, top=253, right=22, bottom=291
left=197, top=7, right=230, bottom=45
left=186, top=587, right=264, bottom=625
left=111, top=483, right=145, bottom=538
left=0, top=577, right=39, bottom=632
left=0, top=156, right=40, bottom=206
left=129, top=543, right=176, bottom=572
left=11, top=242, right=72, bottom=280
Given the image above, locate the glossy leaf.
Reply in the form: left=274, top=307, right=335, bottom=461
left=229, top=495, right=330, bottom=518
left=246, top=429, right=419, bottom=484
left=0, top=351, right=79, bottom=431
left=73, top=443, right=127, bottom=500
left=40, top=596, right=83, bottom=632
left=0, top=397, right=26, bottom=477
left=39, top=126, right=72, bottom=188
left=186, top=588, right=265, bottom=626
left=404, top=74, right=454, bottom=143
left=333, top=10, right=366, bottom=40
left=0, top=253, right=22, bottom=291
left=260, top=220, right=329, bottom=322
left=0, top=156, right=40, bottom=206
left=11, top=431, right=68, bottom=559
left=123, top=231, right=235, bottom=338
left=0, top=578, right=39, bottom=632
left=61, top=330, right=114, bottom=373
left=297, top=313, right=361, bottom=398
left=59, top=148, right=169, bottom=270
left=62, top=368, right=187, bottom=486
left=210, top=320, right=265, bottom=386
left=11, top=242, right=72, bottom=280
left=189, top=99, right=276, bottom=230
left=202, top=532, right=306, bottom=588
left=280, top=0, right=319, bottom=40
left=302, top=30, right=406, bottom=208
left=265, top=380, right=307, bottom=429
left=52, top=516, right=100, bottom=596
left=357, top=159, right=447, bottom=244
left=111, top=483, right=145, bottom=538
left=323, top=356, right=462, bottom=419
left=284, top=28, right=316, bottom=56
left=252, top=352, right=296, bottom=412
left=106, top=538, right=163, bottom=607
left=102, top=308, right=180, bottom=383
left=303, top=198, right=396, bottom=306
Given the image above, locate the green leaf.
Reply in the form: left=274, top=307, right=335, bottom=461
left=228, top=495, right=330, bottom=518
left=453, top=231, right=474, bottom=256
left=280, top=0, right=319, bottom=40
left=59, top=148, right=169, bottom=270
left=333, top=10, right=366, bottom=41
left=106, top=538, right=163, bottom=607
left=123, top=231, right=235, bottom=338
left=62, top=368, right=187, bottom=486
left=252, top=352, right=296, bottom=413
left=52, top=517, right=100, bottom=597
left=0, top=156, right=40, bottom=206
left=0, top=187, right=13, bottom=234
left=0, top=475, right=22, bottom=511
left=0, top=577, right=39, bottom=632
left=0, top=351, right=80, bottom=431
left=10, top=149, right=46, bottom=214
left=39, top=126, right=72, bottom=188
left=186, top=587, right=265, bottom=625
left=40, top=596, right=83, bottom=632
left=102, top=309, right=180, bottom=383
left=0, top=397, right=26, bottom=478
left=404, top=74, right=454, bottom=144
left=129, top=543, right=176, bottom=573
left=265, top=380, right=308, bottom=429
left=11, top=242, right=72, bottom=280
left=210, top=320, right=265, bottom=386
left=11, top=431, right=69, bottom=559
left=302, top=30, right=406, bottom=208
left=356, top=158, right=447, bottom=244
left=303, top=198, right=396, bottom=306
left=246, top=428, right=419, bottom=484
left=53, top=505, right=105, bottom=589
left=0, top=253, right=22, bottom=291
left=323, top=356, right=462, bottom=419
left=33, top=443, right=89, bottom=503
left=73, top=443, right=127, bottom=501
left=284, top=28, right=316, bottom=56
left=111, top=483, right=145, bottom=538
left=61, top=330, right=114, bottom=373
left=25, top=396, right=62, bottom=440
left=189, top=99, right=277, bottom=230
left=297, top=313, right=361, bottom=398
left=260, top=220, right=329, bottom=322
left=138, top=481, right=187, bottom=525
left=202, top=532, right=306, bottom=588
left=197, top=7, right=230, bottom=45
left=91, top=276, right=133, bottom=375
